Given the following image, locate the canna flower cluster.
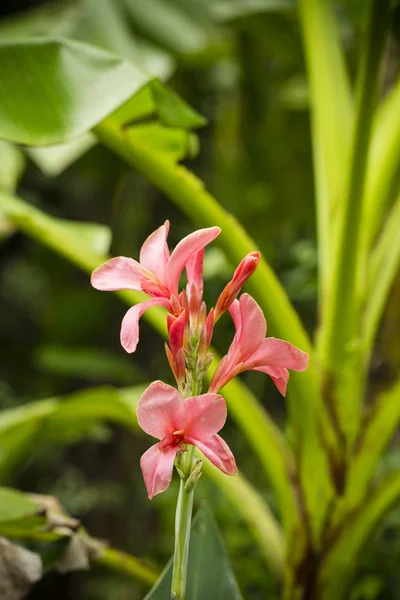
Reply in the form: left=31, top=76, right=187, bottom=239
left=91, top=222, right=308, bottom=498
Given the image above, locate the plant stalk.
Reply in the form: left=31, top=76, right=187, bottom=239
left=171, top=446, right=195, bottom=600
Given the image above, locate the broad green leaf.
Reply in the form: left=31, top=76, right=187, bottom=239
left=0, top=38, right=151, bottom=145
left=151, top=81, right=206, bottom=129
left=0, top=39, right=204, bottom=176
left=122, top=0, right=211, bottom=55
left=0, top=1, right=173, bottom=174
left=144, top=506, right=243, bottom=600
left=0, top=487, right=40, bottom=522
left=0, top=0, right=173, bottom=79
left=26, top=134, right=96, bottom=177
left=126, top=124, right=199, bottom=164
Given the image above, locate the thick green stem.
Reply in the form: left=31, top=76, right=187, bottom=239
left=171, top=447, right=195, bottom=600
left=318, top=0, right=392, bottom=446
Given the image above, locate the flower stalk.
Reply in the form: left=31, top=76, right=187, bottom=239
left=171, top=446, right=196, bottom=600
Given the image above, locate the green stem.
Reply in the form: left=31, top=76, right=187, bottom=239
left=318, top=0, right=392, bottom=446
left=171, top=447, right=195, bottom=600
left=94, top=546, right=158, bottom=587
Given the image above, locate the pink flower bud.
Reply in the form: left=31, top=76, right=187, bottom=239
left=167, top=308, right=187, bottom=356
left=214, top=252, right=260, bottom=321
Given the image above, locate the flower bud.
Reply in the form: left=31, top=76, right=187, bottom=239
left=214, top=252, right=260, bottom=321
left=167, top=308, right=187, bottom=356
left=184, top=458, right=203, bottom=492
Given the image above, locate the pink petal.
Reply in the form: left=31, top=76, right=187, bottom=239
left=184, top=393, right=227, bottom=439
left=188, top=434, right=237, bottom=475
left=208, top=355, right=243, bottom=393
left=228, top=299, right=242, bottom=331
left=137, top=381, right=186, bottom=440
left=235, top=294, right=267, bottom=353
left=91, top=256, right=148, bottom=291
left=120, top=297, right=170, bottom=353
left=140, top=442, right=178, bottom=499
left=186, top=249, right=204, bottom=295
left=250, top=338, right=309, bottom=371
left=166, top=227, right=221, bottom=295
left=254, top=365, right=289, bottom=396
left=139, top=221, right=170, bottom=285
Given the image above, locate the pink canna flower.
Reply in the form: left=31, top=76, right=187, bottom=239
left=209, top=293, right=309, bottom=396
left=91, top=221, right=220, bottom=353
left=137, top=381, right=237, bottom=499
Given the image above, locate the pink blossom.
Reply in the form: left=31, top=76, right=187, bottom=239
left=209, top=293, right=309, bottom=396
left=214, top=252, right=260, bottom=321
left=137, top=381, right=237, bottom=499
left=91, top=222, right=220, bottom=353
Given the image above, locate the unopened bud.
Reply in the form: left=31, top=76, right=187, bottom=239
left=167, top=308, right=186, bottom=355
left=174, top=450, right=187, bottom=479
left=188, top=281, right=201, bottom=330
left=214, top=252, right=260, bottom=321
left=198, top=323, right=209, bottom=358
left=184, top=458, right=203, bottom=492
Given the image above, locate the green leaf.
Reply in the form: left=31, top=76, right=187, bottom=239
left=318, top=468, right=400, bottom=600
left=26, top=134, right=96, bottom=177
left=298, top=0, right=353, bottom=302
left=0, top=38, right=151, bottom=145
left=340, top=378, right=400, bottom=519
left=364, top=195, right=400, bottom=352
left=126, top=123, right=199, bottom=163
left=151, top=81, right=207, bottom=129
left=144, top=506, right=243, bottom=600
left=212, top=0, right=296, bottom=21
left=0, top=487, right=40, bottom=523
left=122, top=0, right=211, bottom=56
left=363, top=77, right=400, bottom=251
left=34, top=344, right=140, bottom=384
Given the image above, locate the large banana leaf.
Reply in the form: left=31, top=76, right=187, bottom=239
left=0, top=38, right=204, bottom=147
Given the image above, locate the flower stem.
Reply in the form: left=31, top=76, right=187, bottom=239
left=171, top=446, right=195, bottom=600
